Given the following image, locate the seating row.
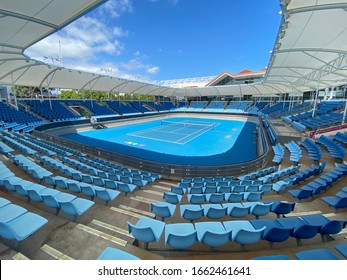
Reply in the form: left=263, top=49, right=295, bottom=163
left=0, top=197, right=48, bottom=249
left=284, top=141, right=302, bottom=163
left=38, top=155, right=138, bottom=193
left=299, top=138, right=322, bottom=161
left=10, top=154, right=52, bottom=180
left=128, top=214, right=347, bottom=250
left=151, top=201, right=296, bottom=222
left=252, top=245, right=347, bottom=260
left=42, top=175, right=120, bottom=205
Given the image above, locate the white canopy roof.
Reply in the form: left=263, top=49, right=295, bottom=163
left=0, top=0, right=346, bottom=98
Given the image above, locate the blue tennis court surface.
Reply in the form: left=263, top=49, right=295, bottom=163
left=62, top=117, right=257, bottom=166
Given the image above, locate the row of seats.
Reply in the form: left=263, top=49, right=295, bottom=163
left=284, top=141, right=302, bottom=163
left=317, top=135, right=347, bottom=160
left=252, top=245, right=347, bottom=260
left=272, top=143, right=284, bottom=163
left=38, top=156, right=138, bottom=195
left=288, top=165, right=345, bottom=201
left=321, top=186, right=347, bottom=210
left=0, top=135, right=36, bottom=155
left=128, top=213, right=347, bottom=250
left=299, top=138, right=322, bottom=161
left=237, top=165, right=279, bottom=181
left=0, top=197, right=48, bottom=249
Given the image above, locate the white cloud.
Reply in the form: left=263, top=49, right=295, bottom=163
left=100, top=0, right=133, bottom=18
left=147, top=66, right=160, bottom=74
left=113, top=26, right=129, bottom=37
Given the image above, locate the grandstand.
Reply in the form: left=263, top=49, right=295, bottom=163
left=1, top=0, right=347, bottom=265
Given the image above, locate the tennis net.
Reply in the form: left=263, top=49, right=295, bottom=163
left=160, top=120, right=216, bottom=131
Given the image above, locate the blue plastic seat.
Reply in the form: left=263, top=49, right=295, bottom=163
left=165, top=223, right=197, bottom=250
left=288, top=189, right=313, bottom=200
left=118, top=183, right=137, bottom=196
left=225, top=192, right=243, bottom=203
left=335, top=243, right=347, bottom=259
left=79, top=184, right=97, bottom=200
left=206, top=193, right=225, bottom=203
left=0, top=212, right=47, bottom=249
left=321, top=196, right=347, bottom=211
left=127, top=217, right=165, bottom=250
left=95, top=187, right=120, bottom=205
left=202, top=204, right=227, bottom=219
left=244, top=202, right=273, bottom=219
left=223, top=203, right=250, bottom=218
left=195, top=221, right=231, bottom=248
left=0, top=204, right=28, bottom=223
left=250, top=219, right=291, bottom=248
left=150, top=201, right=176, bottom=221
left=187, top=194, right=206, bottom=204
left=223, top=220, right=265, bottom=250
left=171, top=186, right=186, bottom=195
left=295, top=249, right=339, bottom=260
left=163, top=192, right=182, bottom=204
left=180, top=204, right=204, bottom=222
left=277, top=217, right=320, bottom=245
left=269, top=201, right=296, bottom=218
left=301, top=214, right=346, bottom=241
left=251, top=255, right=290, bottom=260
left=97, top=247, right=140, bottom=260
left=243, top=191, right=263, bottom=202
left=58, top=197, right=95, bottom=219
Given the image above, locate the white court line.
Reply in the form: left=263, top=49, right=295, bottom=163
left=127, top=121, right=220, bottom=145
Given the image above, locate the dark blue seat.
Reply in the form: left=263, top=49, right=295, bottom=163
left=269, top=201, right=296, bottom=218
left=295, top=249, right=339, bottom=260
left=288, top=189, right=313, bottom=200
left=334, top=243, right=347, bottom=259
left=277, top=217, right=320, bottom=245
left=321, top=196, right=347, bottom=211
left=250, top=219, right=291, bottom=248
left=301, top=214, right=346, bottom=241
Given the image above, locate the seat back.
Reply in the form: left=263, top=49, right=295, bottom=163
left=206, top=207, right=227, bottom=219
left=201, top=231, right=230, bottom=247
left=233, top=227, right=265, bottom=244
left=182, top=208, right=204, bottom=221
left=151, top=203, right=171, bottom=218
left=0, top=222, right=16, bottom=240
left=264, top=227, right=291, bottom=242
left=320, top=220, right=345, bottom=234
left=273, top=202, right=296, bottom=215
left=166, top=232, right=197, bottom=249
left=293, top=224, right=319, bottom=239
left=336, top=197, right=347, bottom=208
left=127, top=222, right=156, bottom=243
left=229, top=205, right=250, bottom=218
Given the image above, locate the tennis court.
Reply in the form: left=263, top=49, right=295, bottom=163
left=62, top=116, right=257, bottom=166
left=128, top=120, right=220, bottom=144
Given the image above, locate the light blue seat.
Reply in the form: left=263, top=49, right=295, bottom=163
left=188, top=187, right=204, bottom=194
left=180, top=204, right=204, bottom=222
left=243, top=202, right=273, bottom=219
left=225, top=192, right=243, bottom=203
left=223, top=203, right=250, bottom=218
left=81, top=174, right=93, bottom=184
left=42, top=175, right=56, bottom=187
left=104, top=180, right=118, bottom=189
left=206, top=193, right=225, bottom=203
left=218, top=185, right=231, bottom=193
left=95, top=187, right=120, bottom=205
left=41, top=191, right=74, bottom=215
left=171, top=186, right=186, bottom=195
left=71, top=172, right=83, bottom=181
left=150, top=201, right=176, bottom=221
left=202, top=204, right=227, bottom=219
left=204, top=186, right=218, bottom=194
left=127, top=217, right=165, bottom=250
left=97, top=247, right=140, bottom=260
left=54, top=177, right=69, bottom=190
left=163, top=192, right=182, bottom=204
left=259, top=184, right=272, bottom=193
left=118, top=183, right=137, bottom=196
left=165, top=223, right=197, bottom=250
left=0, top=197, right=11, bottom=208
left=295, top=249, right=339, bottom=260
left=58, top=197, right=95, bottom=219
left=0, top=212, right=48, bottom=249
left=93, top=177, right=105, bottom=187
left=246, top=185, right=260, bottom=192
left=195, top=221, right=231, bottom=248
left=187, top=194, right=206, bottom=204
left=67, top=181, right=82, bottom=193
left=15, top=183, right=46, bottom=201
left=80, top=184, right=97, bottom=200
left=232, top=185, right=246, bottom=192
left=223, top=220, right=265, bottom=250
left=243, top=191, right=263, bottom=202
left=3, top=177, right=23, bottom=191
left=0, top=204, right=28, bottom=223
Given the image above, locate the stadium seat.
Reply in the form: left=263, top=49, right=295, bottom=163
left=165, top=223, right=197, bottom=250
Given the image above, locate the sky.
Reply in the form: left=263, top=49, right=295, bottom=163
left=25, top=0, right=282, bottom=83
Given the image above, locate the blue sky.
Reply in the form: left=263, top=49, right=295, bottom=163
left=25, top=0, right=281, bottom=83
